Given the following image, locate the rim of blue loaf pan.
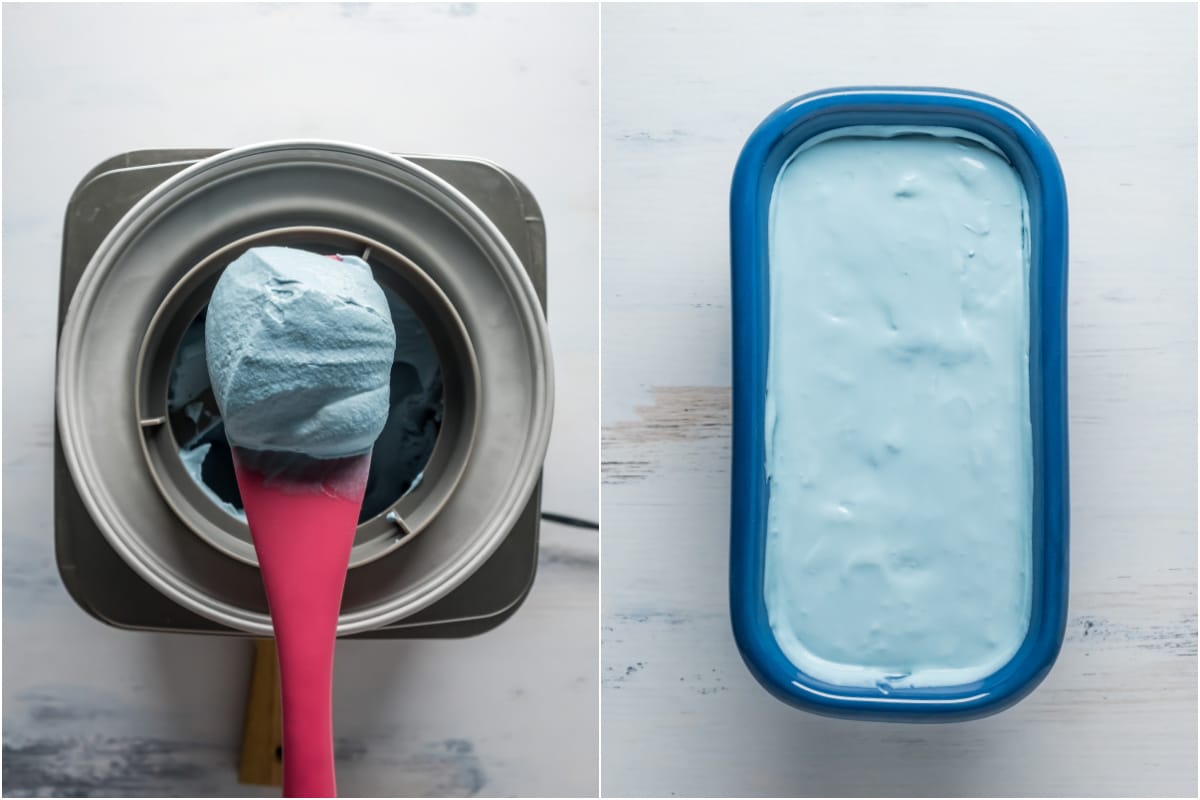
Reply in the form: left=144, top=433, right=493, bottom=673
left=729, top=87, right=1069, bottom=722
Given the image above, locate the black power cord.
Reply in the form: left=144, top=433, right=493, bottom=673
left=540, top=511, right=599, bottom=530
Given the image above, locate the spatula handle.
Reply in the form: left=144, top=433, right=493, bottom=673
left=233, top=450, right=369, bottom=798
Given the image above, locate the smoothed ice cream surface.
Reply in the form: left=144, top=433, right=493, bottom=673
left=205, top=246, right=396, bottom=460
left=764, top=126, right=1033, bottom=690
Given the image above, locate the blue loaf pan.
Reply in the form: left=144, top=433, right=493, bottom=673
left=729, top=87, right=1069, bottom=722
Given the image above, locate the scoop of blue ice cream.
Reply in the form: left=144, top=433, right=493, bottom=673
left=205, top=246, right=396, bottom=459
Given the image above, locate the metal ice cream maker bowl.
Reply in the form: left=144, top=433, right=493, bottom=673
left=55, top=142, right=554, bottom=638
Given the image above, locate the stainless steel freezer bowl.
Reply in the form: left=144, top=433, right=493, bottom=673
left=56, top=141, right=554, bottom=637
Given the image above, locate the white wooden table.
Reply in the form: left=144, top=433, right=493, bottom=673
left=601, top=3, right=1197, bottom=796
left=2, top=4, right=598, bottom=796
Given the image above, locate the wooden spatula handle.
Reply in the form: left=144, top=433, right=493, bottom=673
left=239, top=638, right=283, bottom=788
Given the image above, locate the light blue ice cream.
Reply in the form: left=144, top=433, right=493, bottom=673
left=181, top=441, right=247, bottom=521
left=205, top=246, right=396, bottom=460
left=764, top=127, right=1033, bottom=690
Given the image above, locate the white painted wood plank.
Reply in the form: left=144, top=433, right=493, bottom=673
left=2, top=3, right=598, bottom=796
left=601, top=3, right=1197, bottom=797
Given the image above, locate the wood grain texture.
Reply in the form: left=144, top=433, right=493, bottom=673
left=601, top=3, right=1197, bottom=797
left=238, top=640, right=283, bottom=788
left=1, top=3, right=598, bottom=796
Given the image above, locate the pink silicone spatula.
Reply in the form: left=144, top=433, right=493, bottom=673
left=232, top=449, right=370, bottom=798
